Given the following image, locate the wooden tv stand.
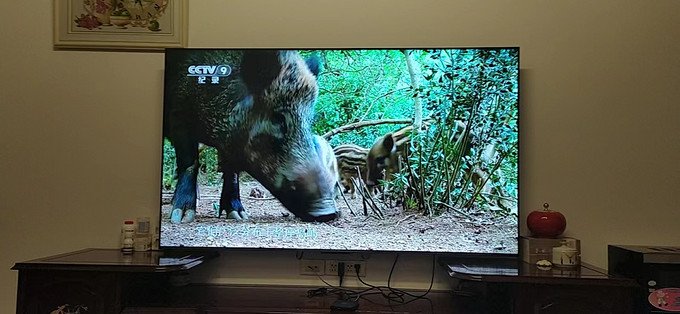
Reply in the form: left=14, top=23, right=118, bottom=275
left=12, top=249, right=638, bottom=313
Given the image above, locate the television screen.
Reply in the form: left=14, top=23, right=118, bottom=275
left=160, top=48, right=519, bottom=255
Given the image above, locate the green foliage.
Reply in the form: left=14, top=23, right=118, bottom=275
left=198, top=146, right=221, bottom=186
left=162, top=139, right=177, bottom=191
left=389, top=49, right=519, bottom=216
left=161, top=139, right=222, bottom=191
left=305, top=49, right=415, bottom=147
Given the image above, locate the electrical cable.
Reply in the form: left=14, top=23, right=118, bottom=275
left=354, top=254, right=436, bottom=307
left=338, top=261, right=345, bottom=287
left=388, top=254, right=436, bottom=300
left=354, top=266, right=405, bottom=303
left=306, top=255, right=436, bottom=313
left=308, top=266, right=375, bottom=298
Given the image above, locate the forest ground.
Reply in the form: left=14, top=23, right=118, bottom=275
left=160, top=181, right=517, bottom=254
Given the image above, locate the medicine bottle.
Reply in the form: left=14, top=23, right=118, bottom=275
left=121, top=220, right=135, bottom=254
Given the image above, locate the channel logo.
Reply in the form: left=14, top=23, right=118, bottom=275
left=187, top=65, right=232, bottom=84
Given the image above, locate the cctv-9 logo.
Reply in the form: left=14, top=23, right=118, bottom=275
left=187, top=65, right=232, bottom=77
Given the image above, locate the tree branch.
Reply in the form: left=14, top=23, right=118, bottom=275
left=322, top=119, right=412, bottom=139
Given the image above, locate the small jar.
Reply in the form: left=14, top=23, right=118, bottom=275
left=134, top=233, right=150, bottom=251
left=552, top=242, right=579, bottom=267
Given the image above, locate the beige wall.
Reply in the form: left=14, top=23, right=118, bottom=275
left=1, top=0, right=679, bottom=312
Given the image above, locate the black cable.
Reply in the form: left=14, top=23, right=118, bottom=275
left=386, top=253, right=404, bottom=302
left=308, top=255, right=437, bottom=312
left=354, top=280, right=432, bottom=311
left=354, top=263, right=406, bottom=303
left=354, top=254, right=436, bottom=305
left=308, top=263, right=389, bottom=303
left=309, top=266, right=375, bottom=298
left=338, top=262, right=345, bottom=287
left=358, top=291, right=421, bottom=310
left=388, top=254, right=436, bottom=300
left=388, top=253, right=400, bottom=288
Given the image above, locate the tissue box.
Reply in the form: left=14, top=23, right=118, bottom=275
left=521, top=236, right=580, bottom=264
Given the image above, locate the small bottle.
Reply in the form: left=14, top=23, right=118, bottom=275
left=134, top=217, right=151, bottom=251
left=121, top=220, right=135, bottom=254
left=152, top=226, right=160, bottom=250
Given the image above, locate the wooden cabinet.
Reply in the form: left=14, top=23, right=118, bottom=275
left=13, top=249, right=639, bottom=314
left=512, top=283, right=634, bottom=313
left=12, top=249, right=209, bottom=314
left=12, top=249, right=457, bottom=314
left=16, top=270, right=120, bottom=314
left=447, top=261, right=639, bottom=313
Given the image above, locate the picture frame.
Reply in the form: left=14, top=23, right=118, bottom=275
left=54, top=0, right=188, bottom=50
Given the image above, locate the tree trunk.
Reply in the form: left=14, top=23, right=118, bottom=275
left=403, top=50, right=423, bottom=132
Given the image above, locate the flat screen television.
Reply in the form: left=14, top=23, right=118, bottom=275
left=160, top=48, right=519, bottom=255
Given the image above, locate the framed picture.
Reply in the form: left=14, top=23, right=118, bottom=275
left=54, top=0, right=188, bottom=50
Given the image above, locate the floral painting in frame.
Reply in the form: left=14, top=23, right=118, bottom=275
left=54, top=0, right=187, bottom=50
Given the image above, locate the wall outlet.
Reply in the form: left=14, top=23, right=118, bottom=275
left=299, top=259, right=325, bottom=276
left=325, top=260, right=366, bottom=277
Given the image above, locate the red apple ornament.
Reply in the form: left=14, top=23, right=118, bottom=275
left=527, top=203, right=567, bottom=238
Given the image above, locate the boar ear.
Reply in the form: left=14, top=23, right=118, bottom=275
left=305, top=55, right=321, bottom=77
left=241, top=50, right=282, bottom=94
left=382, top=133, right=394, bottom=150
